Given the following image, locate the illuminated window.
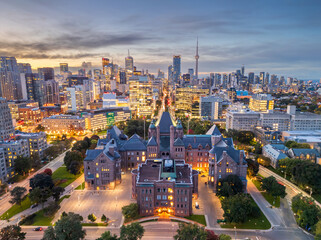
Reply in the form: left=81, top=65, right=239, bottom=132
left=96, top=173, right=99, bottom=178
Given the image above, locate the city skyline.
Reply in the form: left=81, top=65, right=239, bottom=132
left=1, top=0, right=321, bottom=79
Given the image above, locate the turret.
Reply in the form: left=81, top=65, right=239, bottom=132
left=176, top=119, right=184, bottom=138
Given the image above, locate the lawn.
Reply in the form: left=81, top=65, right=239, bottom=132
left=52, top=166, right=82, bottom=188
left=261, top=192, right=280, bottom=208
left=252, top=179, right=263, bottom=191
left=220, top=196, right=271, bottom=230
left=75, top=182, right=85, bottom=190
left=81, top=223, right=108, bottom=226
left=185, top=215, right=206, bottom=226
left=0, top=195, right=32, bottom=220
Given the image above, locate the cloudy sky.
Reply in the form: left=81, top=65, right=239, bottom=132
left=1, top=0, right=320, bottom=79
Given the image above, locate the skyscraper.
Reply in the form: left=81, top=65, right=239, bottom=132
left=0, top=57, right=22, bottom=100
left=172, top=55, right=181, bottom=83
left=18, top=63, right=32, bottom=74
left=168, top=65, right=173, bottom=82
left=195, top=38, right=199, bottom=80
left=125, top=50, right=134, bottom=72
left=102, top=58, right=110, bottom=75
left=248, top=72, right=254, bottom=84
left=38, top=67, right=54, bottom=81
left=0, top=98, right=14, bottom=140
left=259, top=72, right=265, bottom=84
left=264, top=72, right=270, bottom=85
left=60, top=63, right=68, bottom=73
left=241, top=65, right=245, bottom=76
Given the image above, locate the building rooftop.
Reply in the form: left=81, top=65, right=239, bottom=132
left=155, top=111, right=176, bottom=133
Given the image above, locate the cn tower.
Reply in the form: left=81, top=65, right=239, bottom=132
left=195, top=37, right=199, bottom=80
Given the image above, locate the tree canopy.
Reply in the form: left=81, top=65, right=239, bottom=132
left=42, top=212, right=86, bottom=240
left=96, top=231, right=118, bottom=240
left=30, top=173, right=54, bottom=190
left=285, top=140, right=311, bottom=149
left=14, top=156, right=32, bottom=176
left=120, top=222, right=145, bottom=240
left=9, top=187, right=27, bottom=206
left=261, top=176, right=286, bottom=199
left=0, top=225, right=26, bottom=240
left=217, top=175, right=243, bottom=197
left=174, top=223, right=207, bottom=240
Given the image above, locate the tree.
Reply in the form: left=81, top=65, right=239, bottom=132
left=219, top=234, right=231, bottom=240
left=30, top=173, right=54, bottom=190
left=285, top=140, right=311, bottom=149
left=9, top=187, right=27, bottom=206
left=206, top=230, right=219, bottom=240
left=221, top=193, right=259, bottom=223
left=88, top=213, right=97, bottom=222
left=257, top=155, right=271, bottom=167
left=42, top=212, right=86, bottom=240
left=69, top=160, right=83, bottom=175
left=29, top=187, right=52, bottom=208
left=292, top=161, right=321, bottom=193
left=261, top=176, right=286, bottom=204
left=101, top=214, right=107, bottom=222
left=96, top=231, right=118, bottom=240
left=0, top=225, right=26, bottom=240
left=14, top=156, right=31, bottom=176
left=64, top=151, right=84, bottom=173
left=278, top=158, right=301, bottom=176
left=217, top=175, right=243, bottom=197
left=246, top=159, right=259, bottom=177
left=120, top=223, right=145, bottom=240
left=315, top=220, right=321, bottom=240
left=52, top=186, right=64, bottom=202
left=174, top=223, right=207, bottom=240
left=43, top=168, right=53, bottom=176
left=35, top=124, right=45, bottom=132
left=122, top=203, right=139, bottom=221
left=0, top=183, right=8, bottom=196
left=291, top=194, right=320, bottom=229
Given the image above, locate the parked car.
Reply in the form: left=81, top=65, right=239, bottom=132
left=33, top=227, right=43, bottom=231
left=31, top=204, right=38, bottom=209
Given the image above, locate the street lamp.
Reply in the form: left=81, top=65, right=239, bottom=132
left=306, top=186, right=312, bottom=197
left=234, top=226, right=236, bottom=240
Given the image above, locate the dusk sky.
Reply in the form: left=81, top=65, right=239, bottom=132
left=1, top=0, right=320, bottom=79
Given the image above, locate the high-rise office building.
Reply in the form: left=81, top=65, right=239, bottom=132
left=44, top=80, right=59, bottom=104
left=0, top=98, right=14, bottom=140
left=264, top=72, right=270, bottom=85
left=0, top=57, right=22, bottom=100
left=18, top=63, right=32, bottom=74
left=125, top=50, right=134, bottom=72
left=248, top=72, right=254, bottom=84
left=270, top=74, right=278, bottom=85
left=259, top=72, right=265, bottom=84
left=60, top=63, right=68, bottom=73
left=188, top=68, right=194, bottom=80
left=38, top=67, right=54, bottom=81
left=168, top=65, right=173, bottom=82
left=172, top=55, right=181, bottom=83
left=241, top=65, right=245, bottom=76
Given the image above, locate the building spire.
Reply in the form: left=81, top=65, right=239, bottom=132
left=195, top=37, right=199, bottom=80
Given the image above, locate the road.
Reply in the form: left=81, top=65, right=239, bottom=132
left=0, top=149, right=69, bottom=217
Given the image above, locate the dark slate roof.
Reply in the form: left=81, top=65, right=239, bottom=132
left=209, top=146, right=243, bottom=164
left=120, top=134, right=147, bottom=151
left=107, top=126, right=128, bottom=148
left=84, top=149, right=103, bottom=161
left=104, top=150, right=121, bottom=160
left=155, top=112, right=176, bottom=133
left=206, top=125, right=221, bottom=136
left=160, top=136, right=170, bottom=151
left=97, top=138, right=108, bottom=146
left=147, top=136, right=158, bottom=146
left=291, top=148, right=320, bottom=157
left=174, top=138, right=185, bottom=146
left=182, top=135, right=212, bottom=149
left=222, top=137, right=234, bottom=147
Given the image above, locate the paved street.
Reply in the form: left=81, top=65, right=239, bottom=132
left=196, top=174, right=223, bottom=228
left=0, top=149, right=69, bottom=217
left=53, top=173, right=134, bottom=226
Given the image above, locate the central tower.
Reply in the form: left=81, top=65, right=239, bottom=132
left=195, top=37, right=199, bottom=81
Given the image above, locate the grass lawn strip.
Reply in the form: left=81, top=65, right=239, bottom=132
left=75, top=182, right=85, bottom=190
left=81, top=223, right=108, bottom=226
left=0, top=195, right=31, bottom=220
left=184, top=215, right=206, bottom=226
left=261, top=192, right=280, bottom=208
left=220, top=195, right=271, bottom=230
left=51, top=166, right=82, bottom=188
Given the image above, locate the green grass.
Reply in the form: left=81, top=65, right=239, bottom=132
left=261, top=192, right=280, bottom=208
left=51, top=166, right=82, bottom=188
left=81, top=223, right=108, bottom=226
left=0, top=195, right=32, bottom=220
left=75, top=182, right=85, bottom=190
left=252, top=179, right=263, bottom=191
left=185, top=215, right=206, bottom=226
left=220, top=196, right=271, bottom=230
left=30, top=209, right=53, bottom=226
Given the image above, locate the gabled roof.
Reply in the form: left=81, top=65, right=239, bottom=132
left=209, top=146, right=244, bottom=164
left=160, top=136, right=170, bottom=151
left=174, top=138, right=185, bottom=146
left=120, top=134, right=147, bottom=151
left=206, top=125, right=221, bottom=136
left=155, top=111, right=176, bottom=133
left=182, top=135, right=212, bottom=149
left=291, top=148, right=320, bottom=157
left=147, top=136, right=158, bottom=146
left=84, top=149, right=103, bottom=161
